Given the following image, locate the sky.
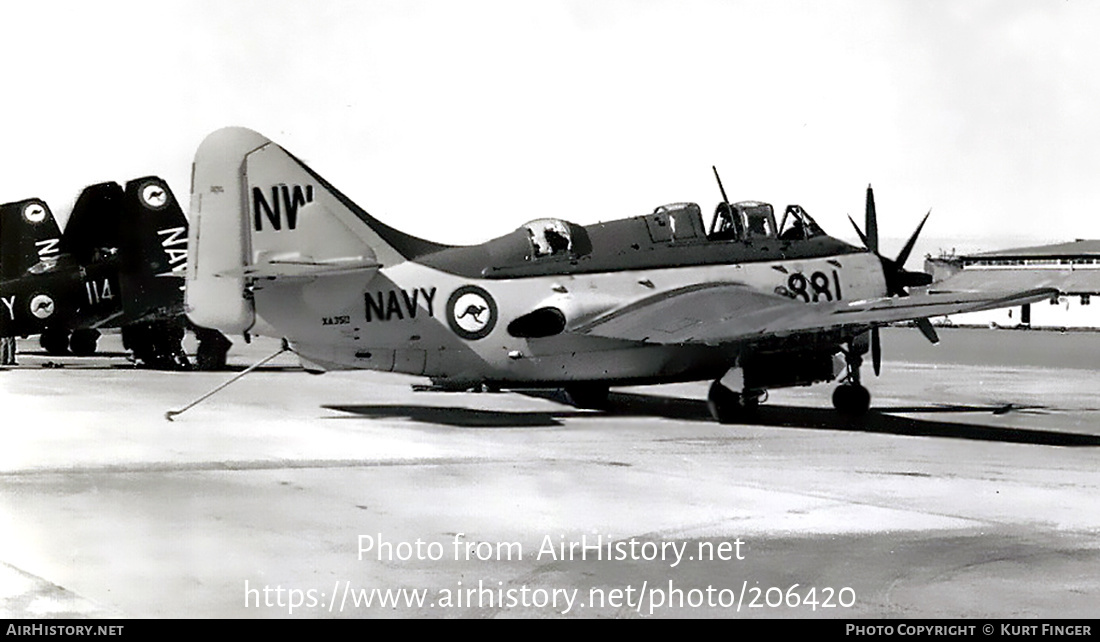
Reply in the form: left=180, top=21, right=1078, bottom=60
left=1, top=0, right=1098, bottom=261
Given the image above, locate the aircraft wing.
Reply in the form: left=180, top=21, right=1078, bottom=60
left=572, top=282, right=1058, bottom=345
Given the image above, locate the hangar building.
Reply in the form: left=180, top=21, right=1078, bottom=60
left=924, top=240, right=1100, bottom=329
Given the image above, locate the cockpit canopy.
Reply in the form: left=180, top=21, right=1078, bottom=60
left=709, top=201, right=773, bottom=240
left=522, top=218, right=574, bottom=258
left=708, top=201, right=826, bottom=242
left=776, top=204, right=827, bottom=241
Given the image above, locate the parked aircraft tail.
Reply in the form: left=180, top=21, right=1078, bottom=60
left=186, top=126, right=447, bottom=335
left=116, top=176, right=190, bottom=319
left=58, top=181, right=125, bottom=263
left=0, top=198, right=62, bottom=280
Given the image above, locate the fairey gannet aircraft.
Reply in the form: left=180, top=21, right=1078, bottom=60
left=183, top=127, right=1055, bottom=421
left=0, top=177, right=230, bottom=369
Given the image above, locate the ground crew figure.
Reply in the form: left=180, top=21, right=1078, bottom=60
left=0, top=336, right=15, bottom=365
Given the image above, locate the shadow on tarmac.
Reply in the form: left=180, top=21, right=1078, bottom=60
left=325, top=390, right=1100, bottom=447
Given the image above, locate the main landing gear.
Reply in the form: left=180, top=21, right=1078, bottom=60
left=193, top=326, right=232, bottom=371
left=122, top=321, right=191, bottom=370
left=833, top=342, right=871, bottom=416
left=39, top=329, right=71, bottom=356
left=38, top=329, right=101, bottom=356
left=69, top=329, right=100, bottom=357
left=706, top=379, right=766, bottom=424
left=563, top=383, right=610, bottom=409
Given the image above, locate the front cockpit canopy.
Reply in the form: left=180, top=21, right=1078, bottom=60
left=777, top=204, right=827, bottom=241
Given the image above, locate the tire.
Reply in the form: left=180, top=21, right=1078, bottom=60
left=563, top=384, right=610, bottom=409
left=832, top=384, right=871, bottom=416
left=40, top=329, right=70, bottom=356
left=69, top=329, right=100, bottom=357
left=707, top=380, right=758, bottom=423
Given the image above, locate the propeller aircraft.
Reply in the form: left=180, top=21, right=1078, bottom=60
left=0, top=177, right=231, bottom=369
left=184, top=127, right=1056, bottom=421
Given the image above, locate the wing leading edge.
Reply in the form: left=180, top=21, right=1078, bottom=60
left=573, top=282, right=1059, bottom=345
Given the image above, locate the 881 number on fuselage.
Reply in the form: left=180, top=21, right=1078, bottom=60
left=785, top=269, right=842, bottom=303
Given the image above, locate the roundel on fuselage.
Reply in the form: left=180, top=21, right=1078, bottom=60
left=30, top=294, right=55, bottom=319
left=446, top=285, right=497, bottom=340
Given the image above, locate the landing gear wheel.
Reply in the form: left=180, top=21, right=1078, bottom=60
left=832, top=383, right=871, bottom=416
left=123, top=321, right=191, bottom=370
left=69, top=329, right=100, bottom=357
left=564, top=383, right=610, bottom=409
left=40, top=329, right=70, bottom=356
left=706, top=380, right=760, bottom=423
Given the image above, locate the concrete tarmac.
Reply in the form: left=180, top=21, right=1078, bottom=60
left=1, top=328, right=1098, bottom=618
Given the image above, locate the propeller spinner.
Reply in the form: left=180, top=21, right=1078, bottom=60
left=847, top=185, right=938, bottom=375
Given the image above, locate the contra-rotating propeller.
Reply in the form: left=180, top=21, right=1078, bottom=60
left=847, top=185, right=937, bottom=376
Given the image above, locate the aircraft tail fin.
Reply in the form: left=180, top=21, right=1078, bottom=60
left=58, top=182, right=125, bottom=263
left=116, top=177, right=190, bottom=319
left=0, top=198, right=62, bottom=280
left=186, top=127, right=449, bottom=334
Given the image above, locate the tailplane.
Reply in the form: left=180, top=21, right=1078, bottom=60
left=186, top=127, right=448, bottom=335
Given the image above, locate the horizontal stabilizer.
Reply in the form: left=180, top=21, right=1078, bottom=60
left=217, top=255, right=381, bottom=281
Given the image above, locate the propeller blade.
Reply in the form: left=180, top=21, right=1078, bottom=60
left=895, top=210, right=930, bottom=267
left=915, top=318, right=940, bottom=344
left=872, top=326, right=882, bottom=376
left=864, top=184, right=879, bottom=253
left=898, top=270, right=934, bottom=288
left=848, top=215, right=870, bottom=248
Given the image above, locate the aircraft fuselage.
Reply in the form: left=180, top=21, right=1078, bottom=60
left=0, top=257, right=122, bottom=337
left=253, top=223, right=886, bottom=388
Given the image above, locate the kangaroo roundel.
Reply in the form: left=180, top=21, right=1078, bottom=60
left=30, top=294, right=55, bottom=319
left=447, top=285, right=497, bottom=340
left=23, top=202, right=46, bottom=224
left=140, top=180, right=169, bottom=210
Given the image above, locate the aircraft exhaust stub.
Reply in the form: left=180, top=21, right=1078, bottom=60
left=507, top=307, right=567, bottom=338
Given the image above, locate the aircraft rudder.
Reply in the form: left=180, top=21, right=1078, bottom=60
left=186, top=127, right=270, bottom=335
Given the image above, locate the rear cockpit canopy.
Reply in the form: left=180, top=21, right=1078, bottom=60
left=647, top=203, right=705, bottom=242
left=522, top=218, right=574, bottom=258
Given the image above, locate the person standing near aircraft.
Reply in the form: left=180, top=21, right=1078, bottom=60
left=0, top=336, right=13, bottom=365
